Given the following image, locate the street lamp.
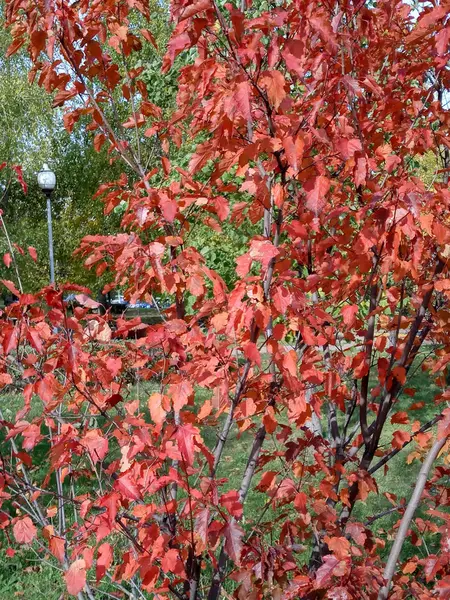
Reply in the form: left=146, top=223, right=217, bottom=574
left=37, top=164, right=56, bottom=285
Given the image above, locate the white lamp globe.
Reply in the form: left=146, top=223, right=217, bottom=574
left=37, top=164, right=56, bottom=193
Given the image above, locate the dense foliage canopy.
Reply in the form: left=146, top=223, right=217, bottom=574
left=1, top=1, right=450, bottom=599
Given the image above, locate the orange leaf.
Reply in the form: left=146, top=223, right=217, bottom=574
left=392, top=430, right=411, bottom=450
left=50, top=536, right=66, bottom=564
left=282, top=350, right=297, bottom=377
left=148, top=392, right=168, bottom=425
left=324, top=536, right=351, bottom=560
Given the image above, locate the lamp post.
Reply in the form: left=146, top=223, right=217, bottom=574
left=37, top=164, right=56, bottom=285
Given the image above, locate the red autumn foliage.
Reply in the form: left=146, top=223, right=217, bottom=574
left=1, top=0, right=450, bottom=599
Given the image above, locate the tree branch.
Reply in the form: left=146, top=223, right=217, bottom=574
left=377, top=435, right=447, bottom=600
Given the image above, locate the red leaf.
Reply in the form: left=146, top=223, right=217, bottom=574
left=161, top=548, right=179, bottom=573
left=171, top=380, right=194, bottom=412
left=198, top=399, right=212, bottom=420
left=163, top=32, right=191, bottom=71
left=116, top=472, right=141, bottom=501
left=355, top=157, right=367, bottom=187
left=345, top=522, right=366, bottom=546
left=438, top=407, right=450, bottom=440
left=161, top=156, right=171, bottom=176
left=260, top=70, right=286, bottom=109
left=233, top=81, right=252, bottom=121
left=214, top=196, right=229, bottom=221
left=81, top=429, right=109, bottom=463
left=328, top=587, right=353, bottom=600
left=304, top=175, right=331, bottom=215
left=94, top=133, right=106, bottom=152
left=176, top=423, right=197, bottom=466
left=391, top=412, right=409, bottom=425
left=436, top=576, right=450, bottom=598
left=336, top=138, right=362, bottom=160
left=28, top=246, right=38, bottom=262
left=65, top=559, right=86, bottom=596
left=2, top=325, right=18, bottom=354
left=140, top=28, right=158, bottom=49
left=2, top=280, right=21, bottom=297
left=282, top=135, right=304, bottom=172
left=30, top=29, right=47, bottom=59
left=416, top=4, right=448, bottom=30
left=13, top=516, right=37, bottom=544
left=392, top=366, right=407, bottom=384
left=436, top=27, right=450, bottom=55
left=159, top=195, right=177, bottom=223
left=3, top=253, right=12, bottom=268
left=141, top=564, right=160, bottom=591
left=96, top=542, right=113, bottom=582
left=74, top=294, right=100, bottom=309
left=249, top=240, right=279, bottom=269
left=342, top=304, right=358, bottom=327
left=220, top=490, right=243, bottom=518
left=194, top=508, right=209, bottom=552
left=243, top=342, right=261, bottom=367
left=53, top=87, right=78, bottom=108
left=13, top=165, right=27, bottom=194
left=424, top=556, right=440, bottom=583
left=6, top=37, right=26, bottom=57
left=179, top=0, right=211, bottom=20
left=223, top=520, right=243, bottom=564
left=315, top=554, right=346, bottom=587
left=287, top=393, right=308, bottom=424
left=263, top=406, right=277, bottom=434
left=310, top=16, right=338, bottom=52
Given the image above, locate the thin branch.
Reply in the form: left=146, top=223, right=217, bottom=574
left=368, top=414, right=441, bottom=475
left=378, top=435, right=447, bottom=600
left=0, top=213, right=23, bottom=293
left=364, top=505, right=403, bottom=527
left=360, top=279, right=378, bottom=445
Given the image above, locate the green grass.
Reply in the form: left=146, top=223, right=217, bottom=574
left=0, top=366, right=445, bottom=597
left=0, top=548, right=64, bottom=599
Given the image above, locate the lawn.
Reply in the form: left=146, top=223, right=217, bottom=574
left=0, top=364, right=443, bottom=598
